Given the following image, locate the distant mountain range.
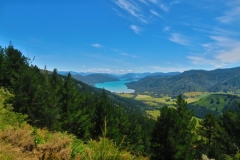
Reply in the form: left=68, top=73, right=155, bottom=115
left=119, top=72, right=180, bottom=80
left=72, top=73, right=119, bottom=86
left=127, top=67, right=240, bottom=96
left=58, top=71, right=181, bottom=86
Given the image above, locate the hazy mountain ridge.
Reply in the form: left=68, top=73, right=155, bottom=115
left=119, top=72, right=180, bottom=80
left=127, top=67, right=240, bottom=96
left=72, top=73, right=119, bottom=86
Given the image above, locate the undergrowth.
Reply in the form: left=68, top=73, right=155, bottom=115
left=0, top=87, right=148, bottom=160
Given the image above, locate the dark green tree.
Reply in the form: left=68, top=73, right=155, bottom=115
left=3, top=43, right=29, bottom=88
left=151, top=95, right=196, bottom=160
left=198, top=113, right=219, bottom=158
left=220, top=105, right=240, bottom=154
left=151, top=106, right=179, bottom=160
left=61, top=73, right=92, bottom=139
left=174, top=95, right=196, bottom=159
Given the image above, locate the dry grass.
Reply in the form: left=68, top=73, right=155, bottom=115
left=0, top=125, right=74, bottom=160
left=35, top=133, right=73, bottom=160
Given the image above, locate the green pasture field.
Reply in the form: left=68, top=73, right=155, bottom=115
left=116, top=93, right=135, bottom=98
left=146, top=110, right=160, bottom=119
left=135, top=94, right=175, bottom=105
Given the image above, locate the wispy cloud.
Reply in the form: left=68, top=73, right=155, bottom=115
left=88, top=68, right=112, bottom=73
left=188, top=35, right=240, bottom=67
left=113, top=0, right=147, bottom=23
left=187, top=56, right=225, bottom=68
left=130, top=25, right=142, bottom=34
left=217, top=1, right=240, bottom=24
left=112, top=0, right=169, bottom=24
left=159, top=4, right=168, bottom=12
left=92, top=43, right=102, bottom=48
left=150, top=9, right=161, bottom=17
left=148, top=0, right=158, bottom=4
left=170, top=0, right=181, bottom=5
left=139, top=0, right=148, bottom=5
left=163, top=26, right=170, bottom=31
left=169, top=33, right=190, bottom=46
left=121, top=52, right=136, bottom=58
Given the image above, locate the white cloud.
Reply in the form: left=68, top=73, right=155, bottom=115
left=170, top=0, right=181, bottom=5
left=121, top=52, right=136, bottom=58
left=130, top=25, right=142, bottom=34
left=217, top=6, right=240, bottom=24
left=187, top=35, right=240, bottom=67
left=215, top=46, right=240, bottom=63
left=163, top=26, right=170, bottom=31
left=150, top=9, right=161, bottom=17
left=92, top=43, right=101, bottom=48
left=148, top=0, right=158, bottom=4
left=115, top=69, right=126, bottom=74
left=88, top=68, right=112, bottom=73
left=187, top=56, right=225, bottom=68
left=148, top=0, right=168, bottom=12
left=139, top=0, right=148, bottom=5
left=113, top=0, right=147, bottom=23
left=159, top=4, right=168, bottom=12
left=169, top=33, right=189, bottom=46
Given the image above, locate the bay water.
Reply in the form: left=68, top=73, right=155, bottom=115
left=94, top=80, right=134, bottom=93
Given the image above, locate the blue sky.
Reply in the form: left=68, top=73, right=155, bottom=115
left=1, top=0, right=240, bottom=74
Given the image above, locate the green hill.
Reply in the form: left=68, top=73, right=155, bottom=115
left=188, top=94, right=240, bottom=118
left=127, top=67, right=240, bottom=96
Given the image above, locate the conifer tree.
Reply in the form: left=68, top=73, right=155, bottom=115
left=151, top=106, right=179, bottom=160
left=61, top=73, right=92, bottom=139
left=174, top=95, right=196, bottom=159
left=0, top=46, right=5, bottom=85
left=198, top=113, right=220, bottom=158
left=151, top=95, right=196, bottom=160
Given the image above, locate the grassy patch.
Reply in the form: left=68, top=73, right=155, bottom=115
left=186, top=97, right=199, bottom=103
left=135, top=95, right=175, bottom=105
left=116, top=93, right=135, bottom=98
left=146, top=110, right=160, bottom=119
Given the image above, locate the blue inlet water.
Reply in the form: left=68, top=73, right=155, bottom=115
left=94, top=80, right=135, bottom=93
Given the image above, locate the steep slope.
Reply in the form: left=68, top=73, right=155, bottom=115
left=127, top=67, right=240, bottom=96
left=188, top=94, right=240, bottom=118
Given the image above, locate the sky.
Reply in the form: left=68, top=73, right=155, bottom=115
left=1, top=0, right=240, bottom=74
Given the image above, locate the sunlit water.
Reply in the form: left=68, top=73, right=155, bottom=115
left=94, top=80, right=135, bottom=93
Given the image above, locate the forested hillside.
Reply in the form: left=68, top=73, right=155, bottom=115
left=0, top=44, right=155, bottom=155
left=1, top=44, right=240, bottom=160
left=127, top=68, right=240, bottom=96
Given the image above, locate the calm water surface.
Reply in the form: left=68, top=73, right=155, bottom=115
left=94, top=80, right=135, bottom=93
